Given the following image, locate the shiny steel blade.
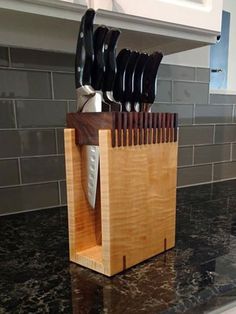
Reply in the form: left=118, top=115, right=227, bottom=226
left=81, top=93, right=102, bottom=208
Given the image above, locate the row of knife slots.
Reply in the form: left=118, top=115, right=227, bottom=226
left=110, top=112, right=178, bottom=147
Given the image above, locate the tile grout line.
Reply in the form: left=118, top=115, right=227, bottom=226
left=213, top=124, right=216, bottom=144
left=192, top=145, right=195, bottom=165
left=50, top=72, right=55, bottom=100
left=55, top=129, right=59, bottom=154
left=17, top=158, right=22, bottom=185
left=12, top=100, right=18, bottom=129
left=230, top=142, right=233, bottom=161
left=0, top=153, right=65, bottom=161
left=58, top=181, right=62, bottom=205
left=7, top=47, right=12, bottom=67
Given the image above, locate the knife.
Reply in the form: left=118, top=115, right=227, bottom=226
left=75, top=9, right=102, bottom=209
left=123, top=51, right=139, bottom=111
left=91, top=25, right=109, bottom=91
left=113, top=49, right=131, bottom=105
left=132, top=53, right=149, bottom=112
left=75, top=8, right=96, bottom=111
left=102, top=29, right=121, bottom=111
left=141, top=51, right=163, bottom=112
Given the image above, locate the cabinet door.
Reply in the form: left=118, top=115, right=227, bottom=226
left=89, top=0, right=223, bottom=33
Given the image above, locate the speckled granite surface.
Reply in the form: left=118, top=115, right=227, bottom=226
left=1, top=179, right=236, bottom=313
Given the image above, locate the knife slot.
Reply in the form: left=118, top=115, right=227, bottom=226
left=161, top=113, right=166, bottom=143
left=133, top=112, right=138, bottom=145
left=148, top=113, right=153, bottom=144
left=138, top=112, right=143, bottom=145
left=143, top=112, right=148, bottom=144
left=117, top=112, right=122, bottom=147
left=122, top=112, right=128, bottom=147
left=128, top=112, right=133, bottom=146
left=153, top=113, right=157, bottom=144
left=166, top=113, right=170, bottom=143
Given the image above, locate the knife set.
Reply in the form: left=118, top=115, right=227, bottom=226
left=64, top=9, right=178, bottom=276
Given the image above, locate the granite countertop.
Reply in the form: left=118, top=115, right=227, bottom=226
left=1, top=180, right=236, bottom=314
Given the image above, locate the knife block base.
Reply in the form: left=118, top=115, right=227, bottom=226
left=64, top=128, right=178, bottom=276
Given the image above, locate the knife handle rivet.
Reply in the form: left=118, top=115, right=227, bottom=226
left=80, top=32, right=84, bottom=38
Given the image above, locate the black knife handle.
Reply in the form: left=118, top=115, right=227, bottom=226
left=113, top=49, right=131, bottom=103
left=83, top=9, right=96, bottom=86
left=124, top=51, right=139, bottom=103
left=102, top=29, right=121, bottom=92
left=75, top=9, right=95, bottom=88
left=142, top=51, right=163, bottom=103
left=133, top=53, right=149, bottom=103
left=92, top=25, right=109, bottom=90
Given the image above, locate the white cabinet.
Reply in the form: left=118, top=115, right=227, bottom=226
left=89, top=0, right=223, bottom=33
left=0, top=0, right=223, bottom=54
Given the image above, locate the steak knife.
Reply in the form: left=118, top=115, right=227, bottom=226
left=113, top=49, right=131, bottom=106
left=141, top=51, right=163, bottom=111
left=102, top=29, right=121, bottom=111
left=124, top=51, right=139, bottom=111
left=132, top=53, right=149, bottom=112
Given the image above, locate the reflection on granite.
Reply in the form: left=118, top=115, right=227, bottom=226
left=1, top=180, right=236, bottom=313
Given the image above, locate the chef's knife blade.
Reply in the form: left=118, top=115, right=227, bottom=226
left=75, top=8, right=96, bottom=111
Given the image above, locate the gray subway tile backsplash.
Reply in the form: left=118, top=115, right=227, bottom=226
left=156, top=80, right=172, bottom=102
left=20, top=156, right=65, bottom=184
left=0, top=159, right=19, bottom=186
left=178, top=146, right=193, bottom=166
left=158, top=64, right=195, bottom=81
left=11, top=48, right=74, bottom=72
left=210, top=93, right=236, bottom=104
left=215, top=125, right=236, bottom=143
left=173, top=81, right=209, bottom=104
left=0, top=69, right=52, bottom=99
left=195, top=68, right=210, bottom=82
left=53, top=73, right=76, bottom=100
left=56, top=128, right=65, bottom=154
left=194, top=144, right=231, bottom=164
left=0, top=129, right=56, bottom=158
left=233, top=144, right=236, bottom=161
left=0, top=47, right=8, bottom=67
left=0, top=182, right=59, bottom=215
left=0, top=100, right=16, bottom=128
left=1, top=46, right=236, bottom=214
left=195, top=105, right=233, bottom=124
left=16, top=100, right=67, bottom=128
left=179, top=126, right=214, bottom=146
left=60, top=180, right=67, bottom=205
left=153, top=103, right=193, bottom=125
left=213, top=161, right=236, bottom=181
left=177, top=164, right=212, bottom=186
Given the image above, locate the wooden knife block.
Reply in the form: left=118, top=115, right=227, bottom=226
left=64, top=112, right=178, bottom=276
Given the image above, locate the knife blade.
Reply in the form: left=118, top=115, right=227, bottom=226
left=102, top=29, right=121, bottom=111
left=141, top=51, right=163, bottom=112
left=75, top=8, right=96, bottom=111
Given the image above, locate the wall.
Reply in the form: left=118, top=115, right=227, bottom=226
left=0, top=46, right=236, bottom=215
left=223, top=0, right=236, bottom=91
